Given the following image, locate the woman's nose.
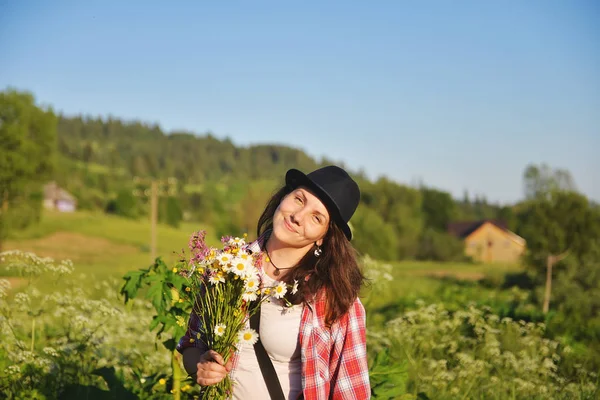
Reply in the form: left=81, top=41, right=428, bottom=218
left=290, top=211, right=304, bottom=225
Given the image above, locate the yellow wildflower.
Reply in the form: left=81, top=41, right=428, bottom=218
left=185, top=287, right=191, bottom=292
left=158, top=378, right=166, bottom=385
left=172, top=267, right=178, bottom=273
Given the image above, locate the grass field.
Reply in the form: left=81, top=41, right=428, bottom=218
left=2, top=210, right=526, bottom=330
left=4, top=211, right=221, bottom=276
left=2, top=210, right=522, bottom=294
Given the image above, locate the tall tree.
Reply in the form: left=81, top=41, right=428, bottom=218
left=351, top=206, right=398, bottom=261
left=0, top=89, right=57, bottom=249
left=517, top=190, right=600, bottom=313
left=523, top=163, right=577, bottom=200
left=420, top=187, right=457, bottom=231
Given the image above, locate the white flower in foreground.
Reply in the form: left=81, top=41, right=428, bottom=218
left=229, top=237, right=246, bottom=247
left=208, top=273, right=225, bottom=285
left=245, top=265, right=259, bottom=278
left=291, top=280, right=299, bottom=295
left=242, top=292, right=258, bottom=302
left=244, top=277, right=259, bottom=292
left=273, top=282, right=287, bottom=299
left=238, top=328, right=258, bottom=345
left=229, top=257, right=251, bottom=277
left=43, top=347, right=59, bottom=357
left=214, top=324, right=226, bottom=336
left=217, top=252, right=233, bottom=266
left=5, top=365, right=20, bottom=376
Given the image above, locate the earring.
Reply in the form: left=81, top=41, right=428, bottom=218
left=314, top=246, right=322, bottom=257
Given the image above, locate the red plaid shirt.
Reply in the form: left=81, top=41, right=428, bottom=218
left=177, top=236, right=371, bottom=399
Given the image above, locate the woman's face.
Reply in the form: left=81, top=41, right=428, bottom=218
left=271, top=186, right=330, bottom=250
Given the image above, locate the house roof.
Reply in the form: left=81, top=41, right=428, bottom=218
left=44, top=182, right=77, bottom=203
left=447, top=219, right=508, bottom=238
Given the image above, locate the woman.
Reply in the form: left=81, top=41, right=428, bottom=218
left=177, top=165, right=370, bottom=399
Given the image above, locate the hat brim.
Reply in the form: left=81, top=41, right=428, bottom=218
left=285, top=169, right=352, bottom=240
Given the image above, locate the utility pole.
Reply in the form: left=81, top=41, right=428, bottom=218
left=542, top=250, right=570, bottom=314
left=133, top=177, right=178, bottom=263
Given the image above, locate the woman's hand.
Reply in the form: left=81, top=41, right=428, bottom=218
left=195, top=350, right=233, bottom=386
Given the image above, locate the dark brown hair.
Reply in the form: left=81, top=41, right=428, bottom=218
left=257, top=185, right=366, bottom=328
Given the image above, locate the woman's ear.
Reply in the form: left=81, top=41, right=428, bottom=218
left=316, top=239, right=323, bottom=247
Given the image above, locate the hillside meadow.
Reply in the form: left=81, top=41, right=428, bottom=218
left=1, top=211, right=598, bottom=399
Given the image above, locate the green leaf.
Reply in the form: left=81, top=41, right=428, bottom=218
left=149, top=315, right=161, bottom=332
left=92, top=367, right=137, bottom=400
left=162, top=338, right=176, bottom=351
left=119, top=269, right=148, bottom=303
left=145, top=276, right=167, bottom=312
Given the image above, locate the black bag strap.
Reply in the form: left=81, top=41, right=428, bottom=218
left=250, top=303, right=286, bottom=400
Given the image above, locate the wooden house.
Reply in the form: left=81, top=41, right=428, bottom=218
left=43, top=182, right=77, bottom=212
left=447, top=219, right=526, bottom=263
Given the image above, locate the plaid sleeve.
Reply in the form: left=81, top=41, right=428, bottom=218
left=176, top=307, right=208, bottom=354
left=330, top=298, right=371, bottom=399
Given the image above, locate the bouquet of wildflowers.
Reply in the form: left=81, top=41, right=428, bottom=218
left=179, top=230, right=296, bottom=399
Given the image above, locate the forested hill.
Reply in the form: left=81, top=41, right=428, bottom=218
left=56, top=115, right=351, bottom=183
left=54, top=113, right=507, bottom=261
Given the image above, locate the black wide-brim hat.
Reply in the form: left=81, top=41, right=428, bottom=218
left=285, top=165, right=360, bottom=241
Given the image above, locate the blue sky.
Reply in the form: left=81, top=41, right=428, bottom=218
left=1, top=1, right=598, bottom=204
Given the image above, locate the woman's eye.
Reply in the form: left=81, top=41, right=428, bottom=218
left=313, top=215, right=321, bottom=224
left=295, top=196, right=303, bottom=204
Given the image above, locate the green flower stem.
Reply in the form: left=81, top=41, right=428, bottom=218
left=172, top=349, right=182, bottom=400
left=30, top=318, right=35, bottom=352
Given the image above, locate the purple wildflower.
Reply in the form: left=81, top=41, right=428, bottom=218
left=220, top=235, right=233, bottom=244
left=188, top=230, right=210, bottom=264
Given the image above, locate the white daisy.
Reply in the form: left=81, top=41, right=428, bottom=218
left=238, top=328, right=258, bottom=345
left=291, top=280, right=299, bottom=295
left=228, top=237, right=246, bottom=247
left=214, top=324, right=226, bottom=336
left=229, top=257, right=251, bottom=277
left=242, top=292, right=258, bottom=302
left=244, top=277, right=260, bottom=293
left=244, top=265, right=259, bottom=279
left=208, top=273, right=225, bottom=285
left=273, top=281, right=287, bottom=299
left=217, top=252, right=233, bottom=266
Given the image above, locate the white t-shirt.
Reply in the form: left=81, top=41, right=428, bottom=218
left=232, top=273, right=304, bottom=400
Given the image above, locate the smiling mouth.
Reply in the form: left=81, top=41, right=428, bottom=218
left=284, top=218, right=297, bottom=233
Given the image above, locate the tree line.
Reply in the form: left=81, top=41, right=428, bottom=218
left=3, top=89, right=597, bottom=261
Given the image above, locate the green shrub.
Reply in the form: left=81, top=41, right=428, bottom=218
left=370, top=302, right=599, bottom=400
left=105, top=189, right=139, bottom=219
left=416, top=228, right=469, bottom=262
